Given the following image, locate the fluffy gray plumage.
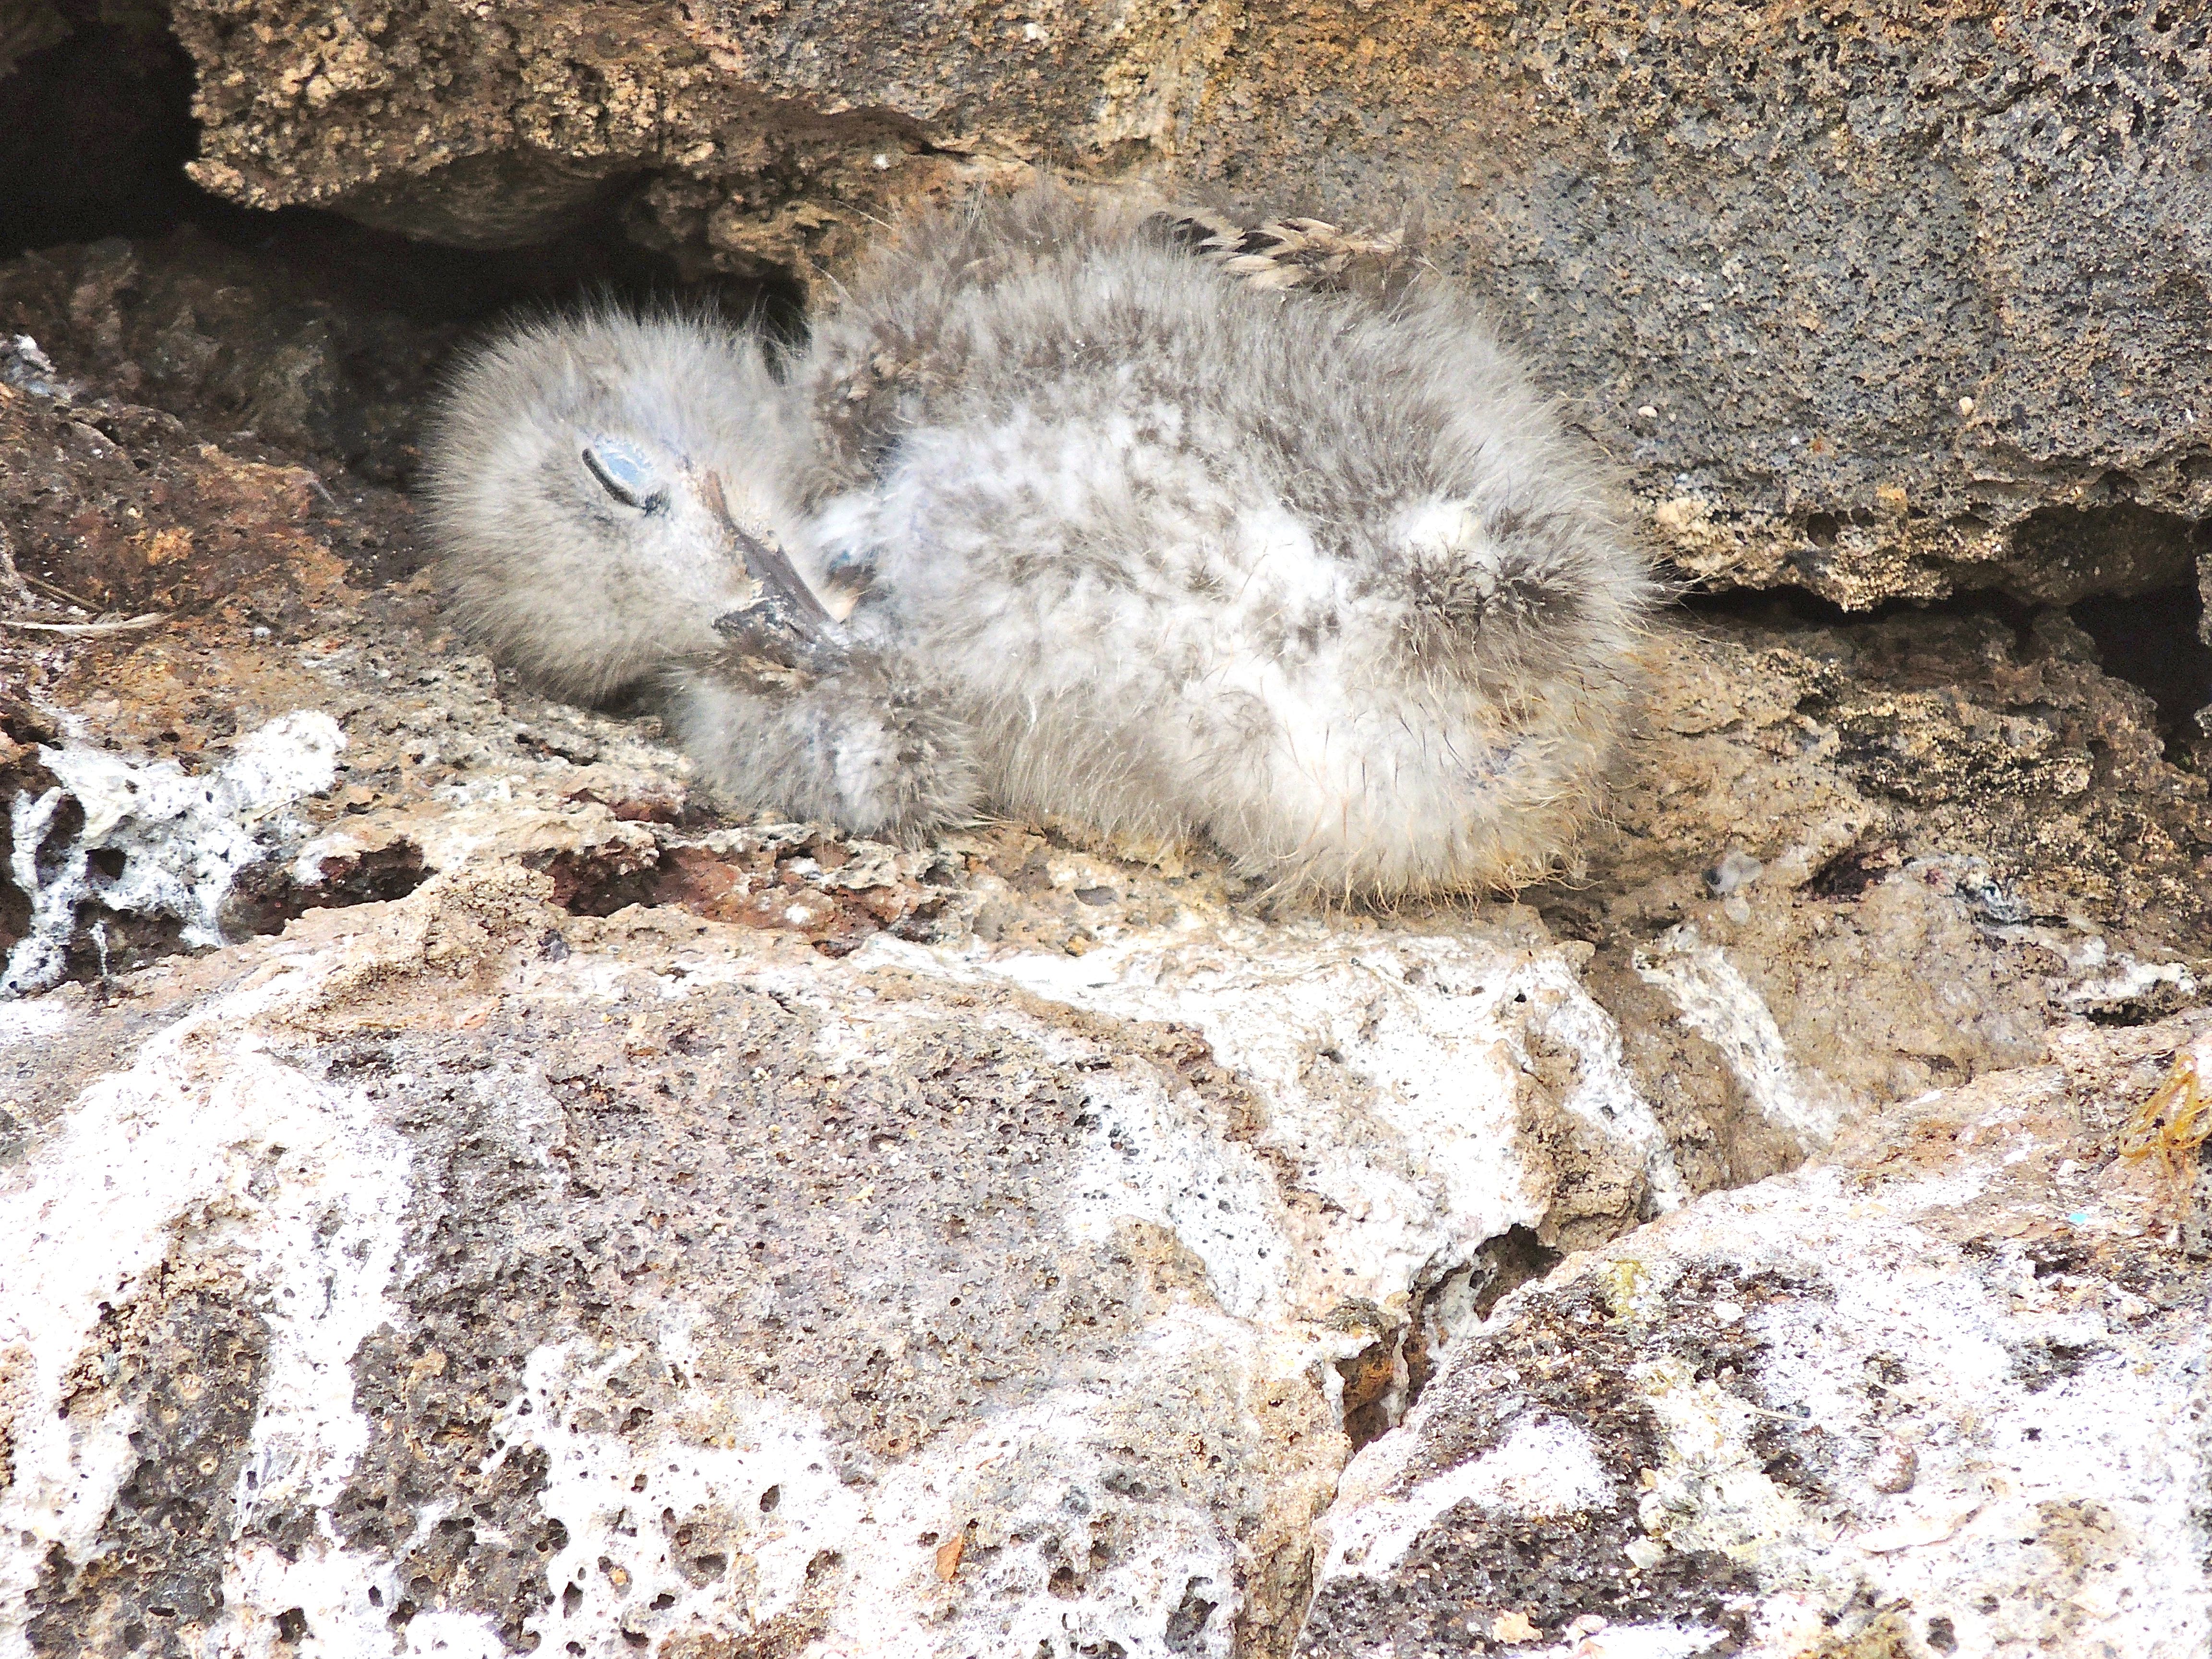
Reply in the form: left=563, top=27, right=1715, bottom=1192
left=427, top=311, right=793, bottom=703
left=425, top=189, right=1653, bottom=897
left=425, top=309, right=970, bottom=836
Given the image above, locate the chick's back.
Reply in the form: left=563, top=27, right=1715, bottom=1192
left=794, top=190, right=1653, bottom=897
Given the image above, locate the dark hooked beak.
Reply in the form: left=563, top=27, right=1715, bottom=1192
left=696, top=468, right=850, bottom=675
left=694, top=468, right=842, bottom=625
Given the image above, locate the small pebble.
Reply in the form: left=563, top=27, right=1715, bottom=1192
left=1705, top=849, right=1764, bottom=897
left=1867, top=1442, right=1920, bottom=1494
left=1491, top=1610, right=1541, bottom=1644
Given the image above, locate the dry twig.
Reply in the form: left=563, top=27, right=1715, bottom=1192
left=0, top=612, right=168, bottom=635
left=2119, top=1039, right=2212, bottom=1254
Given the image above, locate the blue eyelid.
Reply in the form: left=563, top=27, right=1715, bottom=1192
left=582, top=439, right=661, bottom=509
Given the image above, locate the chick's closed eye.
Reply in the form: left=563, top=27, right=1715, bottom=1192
left=582, top=438, right=668, bottom=513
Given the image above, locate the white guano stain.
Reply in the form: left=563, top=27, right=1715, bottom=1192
left=1317, top=1415, right=1614, bottom=1582
left=1541, top=1165, right=2207, bottom=1654
left=502, top=1303, right=1266, bottom=1659
left=1537, top=1624, right=1733, bottom=1659
left=858, top=922, right=1674, bottom=1320
left=0, top=972, right=300, bottom=1652
left=1062, top=1066, right=1290, bottom=1320
left=0, top=954, right=421, bottom=1659
left=2059, top=948, right=2198, bottom=1012
left=1512, top=955, right=1689, bottom=1211
left=1631, top=924, right=1839, bottom=1148
left=3, top=709, right=346, bottom=995
left=493, top=1342, right=868, bottom=1652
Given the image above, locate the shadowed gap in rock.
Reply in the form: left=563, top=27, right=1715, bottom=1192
left=1387, top=1225, right=1566, bottom=1444
left=1684, top=506, right=2212, bottom=755
left=0, top=2, right=800, bottom=314
left=0, top=0, right=213, bottom=257
left=2010, top=499, right=2202, bottom=605
left=0, top=3, right=801, bottom=472
left=2071, top=582, right=2212, bottom=751
left=1678, top=580, right=2044, bottom=650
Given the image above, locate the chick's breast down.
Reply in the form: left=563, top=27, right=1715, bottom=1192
left=787, top=191, right=1651, bottom=898
left=427, top=190, right=1651, bottom=900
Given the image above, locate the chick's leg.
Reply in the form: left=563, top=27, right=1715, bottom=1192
left=664, top=655, right=981, bottom=842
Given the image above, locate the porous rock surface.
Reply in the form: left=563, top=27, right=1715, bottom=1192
left=157, top=0, right=2212, bottom=628
left=1300, top=1017, right=2212, bottom=1659
left=0, top=235, right=2208, bottom=1656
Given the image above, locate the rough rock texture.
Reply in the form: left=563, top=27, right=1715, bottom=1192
left=0, top=230, right=456, bottom=483
left=1299, top=1015, right=2212, bottom=1659
left=10, top=894, right=2203, bottom=1659
left=156, top=0, right=2212, bottom=631
left=0, top=228, right=2208, bottom=1653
